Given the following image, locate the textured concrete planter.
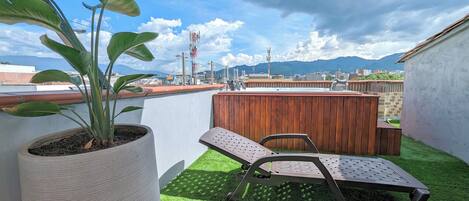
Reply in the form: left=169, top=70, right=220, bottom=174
left=17, top=124, right=159, bottom=201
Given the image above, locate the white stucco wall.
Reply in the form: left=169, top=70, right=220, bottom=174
left=0, top=89, right=218, bottom=201
left=402, top=24, right=469, bottom=163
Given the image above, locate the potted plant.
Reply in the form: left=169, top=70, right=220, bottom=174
left=0, top=0, right=160, bottom=200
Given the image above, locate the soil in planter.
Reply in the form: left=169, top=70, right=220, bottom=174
left=29, top=127, right=146, bottom=156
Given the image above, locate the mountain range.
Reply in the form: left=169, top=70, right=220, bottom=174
left=0, top=55, right=165, bottom=76
left=216, top=53, right=404, bottom=76
left=1, top=53, right=404, bottom=77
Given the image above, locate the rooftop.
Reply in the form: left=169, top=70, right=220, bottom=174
left=161, top=133, right=469, bottom=201
left=1, top=81, right=468, bottom=201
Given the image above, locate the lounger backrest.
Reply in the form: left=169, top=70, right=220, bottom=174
left=199, top=127, right=275, bottom=165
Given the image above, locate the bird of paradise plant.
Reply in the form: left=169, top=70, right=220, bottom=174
left=0, top=0, right=158, bottom=146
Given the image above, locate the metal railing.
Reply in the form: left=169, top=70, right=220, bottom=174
left=245, top=80, right=404, bottom=93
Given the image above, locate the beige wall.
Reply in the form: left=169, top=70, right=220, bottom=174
left=402, top=23, right=469, bottom=163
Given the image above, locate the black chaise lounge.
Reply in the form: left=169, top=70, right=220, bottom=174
left=199, top=127, right=430, bottom=201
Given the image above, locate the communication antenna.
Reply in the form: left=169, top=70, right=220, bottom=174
left=267, top=47, right=272, bottom=79
left=189, top=31, right=200, bottom=84
left=176, top=52, right=188, bottom=85
left=209, top=61, right=214, bottom=84
left=225, top=65, right=229, bottom=83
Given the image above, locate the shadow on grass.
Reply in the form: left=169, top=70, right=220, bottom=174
left=162, top=168, right=396, bottom=201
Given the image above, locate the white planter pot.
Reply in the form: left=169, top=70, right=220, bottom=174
left=17, top=124, right=159, bottom=201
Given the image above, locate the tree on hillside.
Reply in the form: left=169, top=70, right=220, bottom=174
left=358, top=72, right=404, bottom=80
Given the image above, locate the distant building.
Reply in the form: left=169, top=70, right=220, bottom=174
left=355, top=68, right=372, bottom=76
left=271, top=74, right=284, bottom=79
left=174, top=74, right=191, bottom=85
left=398, top=14, right=469, bottom=163
left=348, top=73, right=359, bottom=80
left=292, top=74, right=304, bottom=81
left=0, top=64, right=36, bottom=84
left=247, top=73, right=270, bottom=80
left=0, top=64, right=76, bottom=92
left=372, top=69, right=383, bottom=74
left=305, top=72, right=325, bottom=80
left=134, top=77, right=163, bottom=86
left=335, top=72, right=349, bottom=80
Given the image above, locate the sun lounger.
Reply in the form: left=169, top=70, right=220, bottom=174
left=199, top=127, right=430, bottom=201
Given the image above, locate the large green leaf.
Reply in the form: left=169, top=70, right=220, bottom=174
left=101, top=0, right=140, bottom=17
left=31, top=69, right=82, bottom=86
left=113, top=74, right=154, bottom=93
left=107, top=32, right=157, bottom=63
left=2, top=101, right=63, bottom=117
left=121, top=85, right=143, bottom=93
left=0, top=0, right=63, bottom=34
left=41, top=35, right=91, bottom=75
left=115, top=106, right=142, bottom=118
left=125, top=44, right=155, bottom=61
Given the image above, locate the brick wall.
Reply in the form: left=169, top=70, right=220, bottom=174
left=367, top=92, right=403, bottom=119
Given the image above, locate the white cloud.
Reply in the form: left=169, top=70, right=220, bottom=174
left=0, top=18, right=244, bottom=73
left=127, top=18, right=244, bottom=73
left=220, top=53, right=263, bottom=66
left=0, top=26, right=59, bottom=57
left=219, top=30, right=415, bottom=66
left=220, top=5, right=469, bottom=67
left=77, top=31, right=113, bottom=63
left=138, top=18, right=182, bottom=34
left=282, top=31, right=411, bottom=61
left=72, top=15, right=112, bottom=31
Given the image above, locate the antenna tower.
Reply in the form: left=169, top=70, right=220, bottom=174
left=267, top=47, right=272, bottom=79
left=189, top=31, right=200, bottom=84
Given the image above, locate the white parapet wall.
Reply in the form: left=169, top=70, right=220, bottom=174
left=141, top=90, right=215, bottom=188
left=0, top=89, right=218, bottom=201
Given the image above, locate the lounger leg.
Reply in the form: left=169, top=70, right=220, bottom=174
left=226, top=174, right=250, bottom=201
left=410, top=189, right=430, bottom=201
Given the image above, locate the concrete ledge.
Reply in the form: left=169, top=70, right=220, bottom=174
left=0, top=85, right=224, bottom=107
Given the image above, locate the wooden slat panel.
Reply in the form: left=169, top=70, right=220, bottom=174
left=368, top=98, right=379, bottom=154
left=376, top=122, right=402, bottom=155
left=281, top=97, right=289, bottom=149
left=346, top=98, right=356, bottom=154
left=361, top=98, right=371, bottom=154
left=354, top=98, right=364, bottom=154
left=335, top=97, right=344, bottom=153
left=213, top=94, right=383, bottom=155
left=298, top=97, right=306, bottom=151
left=329, top=97, right=337, bottom=153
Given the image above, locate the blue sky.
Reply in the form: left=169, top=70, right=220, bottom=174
left=1, top=0, right=469, bottom=73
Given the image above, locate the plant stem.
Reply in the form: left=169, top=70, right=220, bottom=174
left=88, top=7, right=97, bottom=138
left=105, top=61, right=115, bottom=140
left=92, top=3, right=109, bottom=143
left=69, top=109, right=95, bottom=137
left=75, top=77, right=96, bottom=137
left=59, top=113, right=89, bottom=135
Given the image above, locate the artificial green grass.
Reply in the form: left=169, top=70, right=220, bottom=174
left=161, top=130, right=469, bottom=200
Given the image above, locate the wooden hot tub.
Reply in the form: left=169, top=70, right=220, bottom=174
left=213, top=90, right=381, bottom=155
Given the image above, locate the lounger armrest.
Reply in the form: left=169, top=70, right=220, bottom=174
left=247, top=154, right=344, bottom=201
left=259, top=134, right=320, bottom=153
